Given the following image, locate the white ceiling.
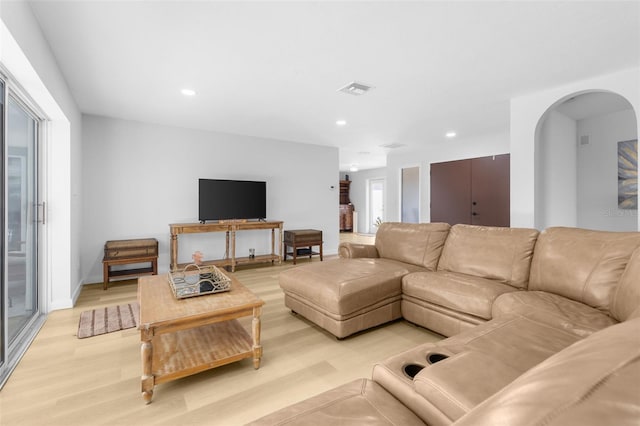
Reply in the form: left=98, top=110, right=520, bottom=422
left=27, top=1, right=640, bottom=171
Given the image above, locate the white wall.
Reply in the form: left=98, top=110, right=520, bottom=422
left=511, top=68, right=640, bottom=229
left=341, top=167, right=386, bottom=234
left=535, top=110, right=577, bottom=229
left=577, top=109, right=637, bottom=231
left=81, top=115, right=339, bottom=283
left=386, top=131, right=510, bottom=223
left=401, top=167, right=420, bottom=223
left=1, top=3, right=82, bottom=310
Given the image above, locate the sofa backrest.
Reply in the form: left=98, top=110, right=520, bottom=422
left=375, top=222, right=450, bottom=270
left=611, top=247, right=640, bottom=322
left=436, top=224, right=539, bottom=289
left=453, top=317, right=640, bottom=426
left=529, top=227, right=640, bottom=315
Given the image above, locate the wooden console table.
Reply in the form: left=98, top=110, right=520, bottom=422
left=169, top=221, right=283, bottom=272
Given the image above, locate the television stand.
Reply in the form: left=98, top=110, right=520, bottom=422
left=169, top=221, right=283, bottom=272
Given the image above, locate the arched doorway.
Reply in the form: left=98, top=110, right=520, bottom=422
left=535, top=91, right=637, bottom=231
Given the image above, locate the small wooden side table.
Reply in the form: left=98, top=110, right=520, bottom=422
left=103, top=238, right=158, bottom=290
left=283, top=229, right=323, bottom=265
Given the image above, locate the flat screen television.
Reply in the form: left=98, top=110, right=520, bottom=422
left=199, top=179, right=267, bottom=222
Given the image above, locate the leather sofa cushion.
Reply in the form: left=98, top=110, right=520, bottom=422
left=403, top=271, right=518, bottom=320
left=246, top=378, right=427, bottom=426
left=529, top=227, right=640, bottom=315
left=437, top=224, right=539, bottom=289
left=611, top=247, right=640, bottom=322
left=454, top=317, right=640, bottom=426
left=413, top=351, right=522, bottom=422
left=375, top=222, right=450, bottom=270
left=434, top=315, right=582, bottom=372
left=492, top=291, right=618, bottom=338
left=279, top=258, right=423, bottom=316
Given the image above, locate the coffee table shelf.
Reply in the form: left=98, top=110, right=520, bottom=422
left=152, top=320, right=253, bottom=384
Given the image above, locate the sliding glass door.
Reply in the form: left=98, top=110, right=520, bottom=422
left=0, top=75, right=43, bottom=388
left=0, top=79, right=4, bottom=372
left=6, top=95, right=39, bottom=344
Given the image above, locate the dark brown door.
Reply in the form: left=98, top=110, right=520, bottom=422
left=430, top=159, right=472, bottom=225
left=430, top=154, right=510, bottom=227
left=471, top=154, right=510, bottom=227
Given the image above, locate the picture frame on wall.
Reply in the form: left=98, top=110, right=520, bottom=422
left=618, top=139, right=638, bottom=210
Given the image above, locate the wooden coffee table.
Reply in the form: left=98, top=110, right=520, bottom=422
left=137, top=272, right=264, bottom=403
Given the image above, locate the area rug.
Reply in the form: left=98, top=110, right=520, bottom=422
left=77, top=302, right=139, bottom=339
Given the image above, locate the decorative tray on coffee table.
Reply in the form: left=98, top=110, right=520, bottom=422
left=168, top=264, right=231, bottom=299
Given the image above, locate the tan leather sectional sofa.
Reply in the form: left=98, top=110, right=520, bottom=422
left=251, top=222, right=640, bottom=425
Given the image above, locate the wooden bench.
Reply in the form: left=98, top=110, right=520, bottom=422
left=103, top=238, right=158, bottom=290
left=283, top=229, right=323, bottom=265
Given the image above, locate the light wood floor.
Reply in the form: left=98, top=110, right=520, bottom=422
left=0, top=242, right=441, bottom=425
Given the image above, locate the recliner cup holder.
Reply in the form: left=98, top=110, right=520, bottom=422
left=403, top=363, right=425, bottom=379
left=427, top=353, right=449, bottom=364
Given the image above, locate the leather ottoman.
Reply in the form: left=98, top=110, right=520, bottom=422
left=279, top=258, right=424, bottom=338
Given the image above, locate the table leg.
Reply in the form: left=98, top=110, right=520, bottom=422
left=320, top=242, right=323, bottom=261
left=141, top=328, right=154, bottom=403
left=271, top=228, right=275, bottom=264
left=252, top=306, right=262, bottom=369
left=279, top=224, right=283, bottom=265
left=103, top=262, right=109, bottom=290
left=225, top=230, right=230, bottom=259
left=170, top=232, right=178, bottom=271
left=231, top=229, right=236, bottom=272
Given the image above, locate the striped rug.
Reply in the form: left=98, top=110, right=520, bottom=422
left=77, top=302, right=139, bottom=339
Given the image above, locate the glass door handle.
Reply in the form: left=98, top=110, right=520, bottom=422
left=36, top=202, right=46, bottom=225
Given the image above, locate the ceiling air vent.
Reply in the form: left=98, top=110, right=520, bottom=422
left=379, top=143, right=407, bottom=149
left=338, top=81, right=374, bottom=96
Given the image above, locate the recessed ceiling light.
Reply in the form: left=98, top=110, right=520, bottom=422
left=349, top=165, right=359, bottom=172
left=445, top=131, right=457, bottom=138
left=336, top=120, right=347, bottom=126
left=181, top=89, right=196, bottom=96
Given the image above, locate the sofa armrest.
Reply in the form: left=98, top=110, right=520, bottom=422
left=339, top=242, right=379, bottom=259
left=413, top=351, right=521, bottom=422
